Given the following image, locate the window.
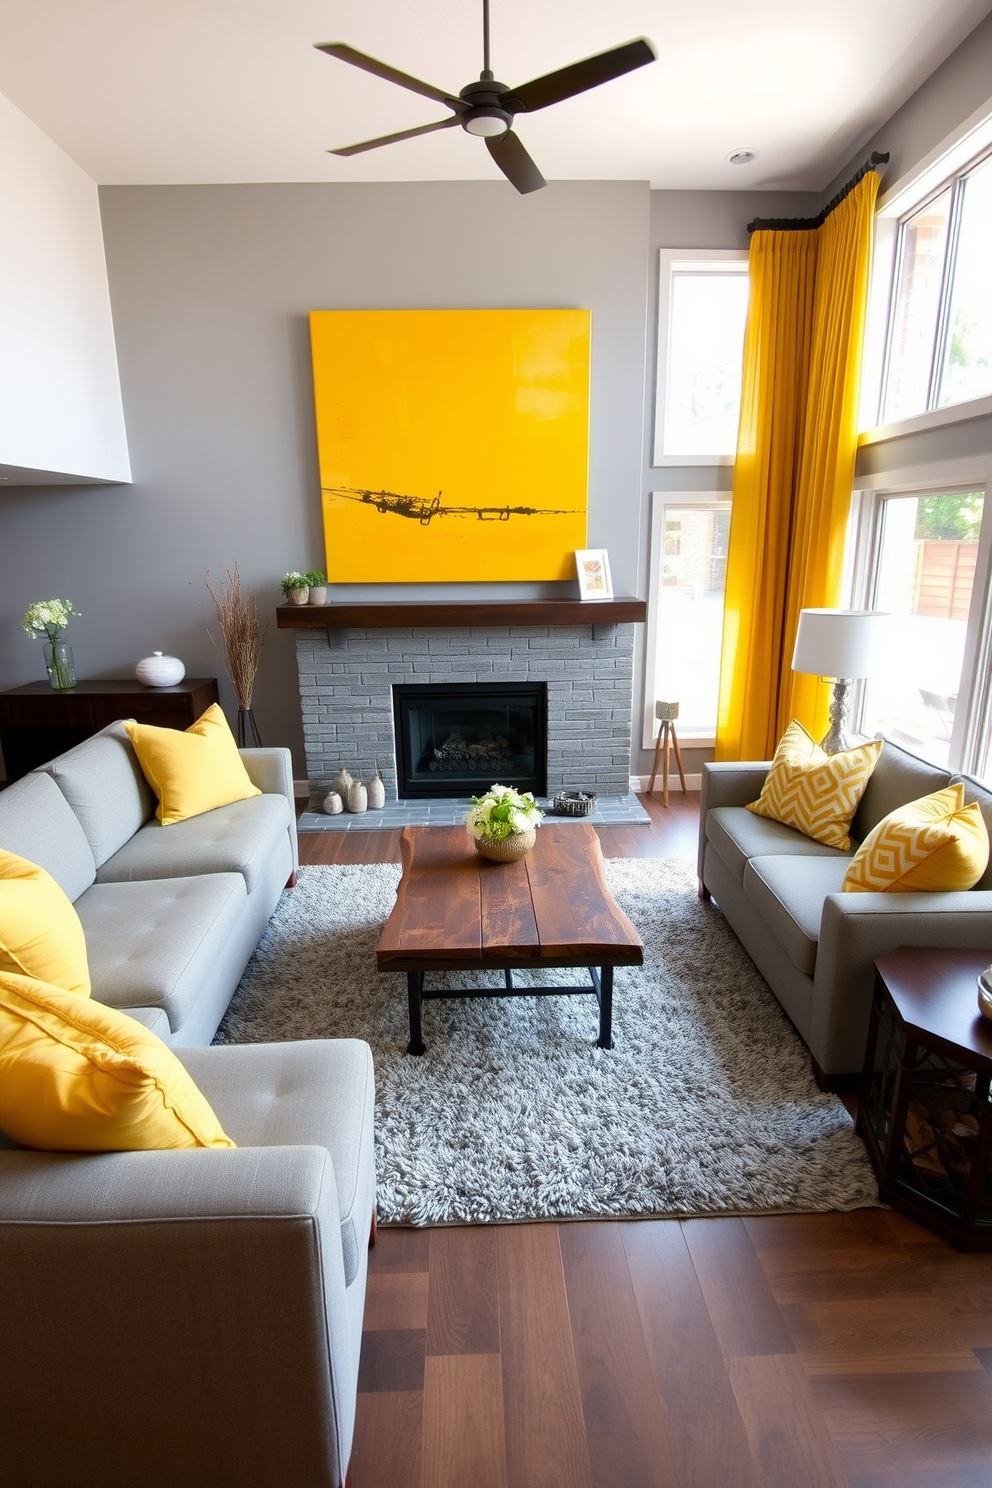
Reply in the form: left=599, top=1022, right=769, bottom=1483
left=644, top=493, right=731, bottom=746
left=654, top=252, right=749, bottom=463
left=855, top=487, right=991, bottom=771
left=880, top=149, right=992, bottom=424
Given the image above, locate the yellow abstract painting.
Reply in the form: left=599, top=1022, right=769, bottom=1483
left=309, top=308, right=590, bottom=582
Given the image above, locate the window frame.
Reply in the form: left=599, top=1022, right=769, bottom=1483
left=652, top=249, right=749, bottom=467
left=862, top=104, right=992, bottom=437
left=642, top=489, right=731, bottom=750
left=848, top=467, right=992, bottom=774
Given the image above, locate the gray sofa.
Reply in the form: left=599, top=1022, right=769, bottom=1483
left=698, top=738, right=992, bottom=1080
left=0, top=722, right=377, bottom=1488
left=0, top=719, right=299, bottom=1044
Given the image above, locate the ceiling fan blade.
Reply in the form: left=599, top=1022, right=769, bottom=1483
left=330, top=115, right=462, bottom=157
left=314, top=42, right=464, bottom=112
left=486, top=131, right=546, bottom=194
left=502, top=37, right=655, bottom=114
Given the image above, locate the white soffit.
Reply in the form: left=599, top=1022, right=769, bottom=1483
left=0, top=0, right=989, bottom=191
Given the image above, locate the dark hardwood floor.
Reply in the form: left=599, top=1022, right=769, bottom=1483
left=299, top=794, right=992, bottom=1488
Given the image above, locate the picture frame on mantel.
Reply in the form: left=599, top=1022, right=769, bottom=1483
left=575, top=548, right=613, bottom=601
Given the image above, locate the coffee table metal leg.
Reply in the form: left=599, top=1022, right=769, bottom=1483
left=597, top=965, right=614, bottom=1049
left=407, top=971, right=426, bottom=1055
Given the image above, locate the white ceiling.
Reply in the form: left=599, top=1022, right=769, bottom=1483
left=0, top=0, right=990, bottom=191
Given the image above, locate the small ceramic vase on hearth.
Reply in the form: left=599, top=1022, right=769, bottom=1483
left=366, top=767, right=385, bottom=810
left=346, top=780, right=368, bottom=814
left=323, top=791, right=343, bottom=815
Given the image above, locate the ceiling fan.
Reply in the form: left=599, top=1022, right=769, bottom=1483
left=315, top=0, right=656, bottom=194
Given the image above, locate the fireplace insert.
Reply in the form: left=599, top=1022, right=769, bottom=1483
left=393, top=682, right=547, bottom=799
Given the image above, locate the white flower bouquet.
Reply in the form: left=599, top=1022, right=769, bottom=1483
left=22, top=598, right=79, bottom=642
left=465, top=784, right=544, bottom=842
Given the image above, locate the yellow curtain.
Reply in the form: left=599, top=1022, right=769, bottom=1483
left=715, top=170, right=880, bottom=761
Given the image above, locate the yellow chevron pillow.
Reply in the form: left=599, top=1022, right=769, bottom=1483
left=842, top=782, right=989, bottom=893
left=746, top=720, right=882, bottom=850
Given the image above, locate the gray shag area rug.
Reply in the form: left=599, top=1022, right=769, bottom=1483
left=215, top=858, right=879, bottom=1225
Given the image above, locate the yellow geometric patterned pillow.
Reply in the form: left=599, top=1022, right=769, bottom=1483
left=842, top=782, right=989, bottom=893
left=746, top=720, right=882, bottom=851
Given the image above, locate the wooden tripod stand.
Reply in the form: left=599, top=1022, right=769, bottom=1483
left=648, top=718, right=687, bottom=807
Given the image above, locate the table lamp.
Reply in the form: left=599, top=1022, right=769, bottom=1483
left=791, top=609, right=890, bottom=754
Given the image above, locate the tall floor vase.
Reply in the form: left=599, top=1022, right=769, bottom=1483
left=44, top=640, right=76, bottom=690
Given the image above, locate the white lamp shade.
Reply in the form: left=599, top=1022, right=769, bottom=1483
left=791, top=609, right=890, bottom=680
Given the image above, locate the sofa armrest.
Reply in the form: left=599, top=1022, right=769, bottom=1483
left=698, top=761, right=771, bottom=883
left=240, top=745, right=299, bottom=872
left=811, top=890, right=992, bottom=1075
left=0, top=1144, right=356, bottom=1487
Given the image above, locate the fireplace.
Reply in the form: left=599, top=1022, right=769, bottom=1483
left=393, top=682, right=547, bottom=799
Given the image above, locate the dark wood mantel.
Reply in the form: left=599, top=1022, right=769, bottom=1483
left=276, top=596, right=646, bottom=629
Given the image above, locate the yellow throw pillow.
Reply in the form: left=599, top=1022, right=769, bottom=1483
left=0, top=850, right=91, bottom=997
left=124, top=702, right=261, bottom=826
left=0, top=971, right=235, bottom=1151
left=842, top=782, right=989, bottom=893
left=747, top=720, right=882, bottom=851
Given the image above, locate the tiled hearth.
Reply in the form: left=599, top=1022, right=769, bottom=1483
left=280, top=598, right=650, bottom=832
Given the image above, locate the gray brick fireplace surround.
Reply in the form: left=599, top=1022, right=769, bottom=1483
left=294, top=621, right=637, bottom=805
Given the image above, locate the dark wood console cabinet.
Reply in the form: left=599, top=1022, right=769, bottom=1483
left=0, top=678, right=219, bottom=782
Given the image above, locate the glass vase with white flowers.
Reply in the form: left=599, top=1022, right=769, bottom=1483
left=22, top=599, right=80, bottom=691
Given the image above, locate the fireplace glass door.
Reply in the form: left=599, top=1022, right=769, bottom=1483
left=393, top=683, right=547, bottom=799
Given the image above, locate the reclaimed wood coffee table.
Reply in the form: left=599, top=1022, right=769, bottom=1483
left=376, top=823, right=643, bottom=1054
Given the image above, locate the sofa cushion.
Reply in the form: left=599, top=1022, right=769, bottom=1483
left=842, top=783, right=989, bottom=893
left=41, top=723, right=155, bottom=868
left=179, top=1039, right=375, bottom=1288
left=124, top=704, right=261, bottom=826
left=0, top=772, right=96, bottom=903
left=743, top=855, right=851, bottom=975
left=76, top=873, right=247, bottom=1035
left=0, top=971, right=234, bottom=1152
left=747, top=721, right=881, bottom=850
left=95, top=793, right=292, bottom=896
left=852, top=737, right=952, bottom=840
left=707, top=805, right=852, bottom=885
left=0, top=850, right=91, bottom=996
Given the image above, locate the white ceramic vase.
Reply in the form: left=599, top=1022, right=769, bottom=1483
left=136, top=651, right=186, bottom=687
left=366, top=770, right=386, bottom=809
left=323, top=790, right=343, bottom=815
left=346, top=780, right=368, bottom=814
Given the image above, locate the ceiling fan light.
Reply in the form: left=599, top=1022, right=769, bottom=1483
left=463, top=107, right=511, bottom=137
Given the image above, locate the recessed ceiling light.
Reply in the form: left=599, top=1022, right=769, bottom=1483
left=726, top=149, right=757, bottom=165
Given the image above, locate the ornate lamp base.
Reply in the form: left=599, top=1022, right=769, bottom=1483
left=820, top=678, right=855, bottom=754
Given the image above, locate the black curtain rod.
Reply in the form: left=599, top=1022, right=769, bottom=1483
left=746, top=151, right=890, bottom=233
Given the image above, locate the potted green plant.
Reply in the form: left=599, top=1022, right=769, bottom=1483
left=23, top=598, right=80, bottom=690
left=280, top=571, right=309, bottom=605
left=465, top=783, right=545, bottom=863
left=304, top=569, right=327, bottom=605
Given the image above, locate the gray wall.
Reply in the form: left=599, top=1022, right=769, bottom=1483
left=0, top=180, right=651, bottom=777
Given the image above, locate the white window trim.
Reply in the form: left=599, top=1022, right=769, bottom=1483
left=860, top=93, right=992, bottom=436
left=652, top=249, right=748, bottom=467
left=642, top=489, right=728, bottom=751
left=848, top=471, right=992, bottom=775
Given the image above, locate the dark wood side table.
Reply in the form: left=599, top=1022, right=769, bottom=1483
left=0, top=678, right=219, bottom=782
left=857, top=946, right=992, bottom=1250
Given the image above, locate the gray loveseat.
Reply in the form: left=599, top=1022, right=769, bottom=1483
left=698, top=738, right=992, bottom=1080
left=0, top=722, right=376, bottom=1487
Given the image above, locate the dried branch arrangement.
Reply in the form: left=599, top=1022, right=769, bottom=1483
left=203, top=564, right=267, bottom=710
